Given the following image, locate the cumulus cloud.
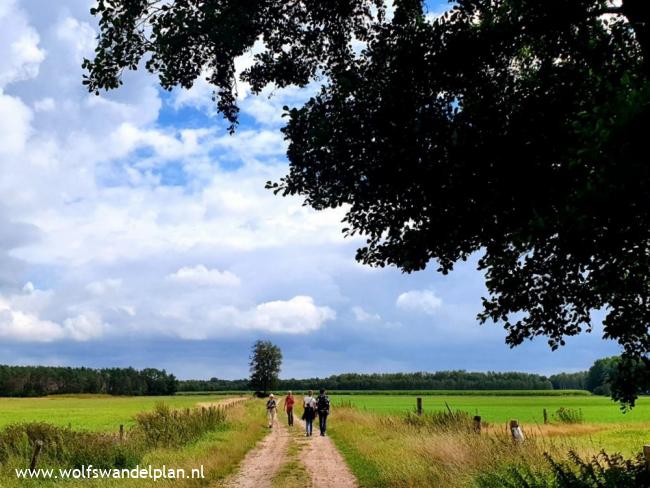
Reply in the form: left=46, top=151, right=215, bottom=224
left=396, top=290, right=443, bottom=315
left=0, top=298, right=62, bottom=342
left=246, top=296, right=335, bottom=334
left=62, top=312, right=105, bottom=341
left=0, top=294, right=104, bottom=343
left=168, top=265, right=241, bottom=287
left=155, top=294, right=335, bottom=339
left=0, top=0, right=45, bottom=88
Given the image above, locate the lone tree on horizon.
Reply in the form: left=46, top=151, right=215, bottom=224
left=84, top=0, right=650, bottom=406
left=249, top=340, right=282, bottom=395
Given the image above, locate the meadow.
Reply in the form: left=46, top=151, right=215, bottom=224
left=331, top=393, right=650, bottom=424
left=0, top=393, right=647, bottom=487
left=0, top=394, right=234, bottom=432
left=0, top=399, right=268, bottom=488
left=326, top=395, right=650, bottom=487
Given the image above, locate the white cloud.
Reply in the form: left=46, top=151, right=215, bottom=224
left=0, top=306, right=64, bottom=342
left=0, top=0, right=45, bottom=88
left=0, top=294, right=104, bottom=342
left=62, top=312, right=105, bottom=341
left=168, top=265, right=241, bottom=287
left=154, top=294, right=335, bottom=339
left=396, top=290, right=443, bottom=315
left=246, top=296, right=335, bottom=334
left=352, top=306, right=381, bottom=322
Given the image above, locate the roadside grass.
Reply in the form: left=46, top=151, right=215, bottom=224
left=327, top=405, right=646, bottom=487
left=2, top=399, right=266, bottom=488
left=332, top=394, right=650, bottom=424
left=0, top=395, right=240, bottom=431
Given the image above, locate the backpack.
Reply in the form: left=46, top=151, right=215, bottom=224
left=317, top=395, right=330, bottom=412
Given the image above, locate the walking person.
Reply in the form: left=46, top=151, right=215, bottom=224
left=317, top=388, right=330, bottom=436
left=303, top=389, right=317, bottom=436
left=266, top=393, right=278, bottom=429
left=284, top=391, right=295, bottom=426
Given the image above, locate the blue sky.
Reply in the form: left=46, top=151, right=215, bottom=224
left=0, top=0, right=619, bottom=380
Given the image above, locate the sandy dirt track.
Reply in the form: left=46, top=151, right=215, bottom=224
left=216, top=402, right=357, bottom=488
left=222, top=419, right=290, bottom=488
left=295, top=416, right=358, bottom=488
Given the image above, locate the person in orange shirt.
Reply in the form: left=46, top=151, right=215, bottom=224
left=284, top=391, right=295, bottom=426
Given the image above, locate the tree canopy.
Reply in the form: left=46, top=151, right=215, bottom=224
left=249, top=340, right=283, bottom=394
left=84, top=0, right=650, bottom=405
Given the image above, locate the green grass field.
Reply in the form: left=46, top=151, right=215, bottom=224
left=1, top=393, right=646, bottom=433
left=0, top=394, right=234, bottom=432
left=331, top=394, right=650, bottom=424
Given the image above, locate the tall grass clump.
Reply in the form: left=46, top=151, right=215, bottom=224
left=0, top=423, right=142, bottom=470
left=403, top=409, right=475, bottom=432
left=134, top=403, right=226, bottom=447
left=553, top=407, right=584, bottom=424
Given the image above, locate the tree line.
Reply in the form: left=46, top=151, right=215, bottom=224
left=0, top=356, right=631, bottom=397
left=180, top=371, right=557, bottom=392
left=183, top=355, right=634, bottom=396
left=0, top=365, right=177, bottom=397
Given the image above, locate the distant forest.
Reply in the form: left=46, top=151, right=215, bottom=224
left=0, top=365, right=177, bottom=397
left=179, top=370, right=588, bottom=393
left=0, top=366, right=597, bottom=397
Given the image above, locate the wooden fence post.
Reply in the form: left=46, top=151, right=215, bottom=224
left=416, top=397, right=423, bottom=416
left=643, top=445, right=650, bottom=468
left=30, top=440, right=44, bottom=470
left=473, top=415, right=481, bottom=434
left=119, top=424, right=124, bottom=441
left=510, top=420, right=525, bottom=443
left=543, top=408, right=548, bottom=425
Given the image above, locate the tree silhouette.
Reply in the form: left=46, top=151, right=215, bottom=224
left=84, top=0, right=650, bottom=405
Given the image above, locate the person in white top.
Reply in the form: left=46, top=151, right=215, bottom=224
left=303, top=390, right=317, bottom=436
left=266, top=393, right=278, bottom=428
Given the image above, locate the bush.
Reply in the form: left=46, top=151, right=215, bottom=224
left=553, top=407, right=583, bottom=424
